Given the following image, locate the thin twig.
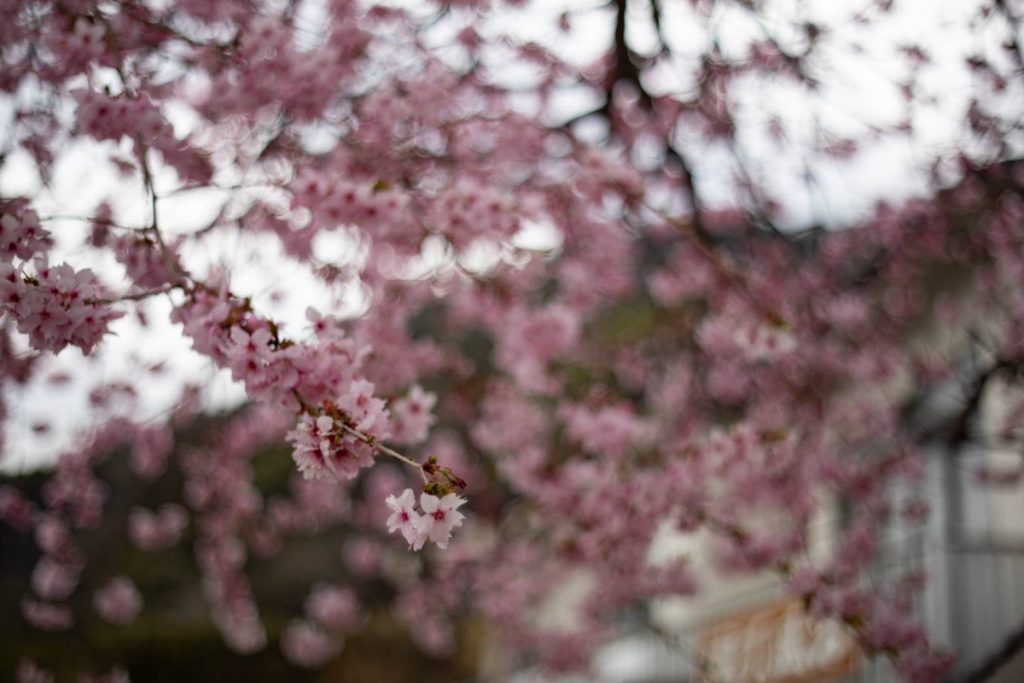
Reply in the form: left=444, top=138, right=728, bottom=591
left=661, top=214, right=784, bottom=323
left=90, top=283, right=181, bottom=305
left=38, top=214, right=148, bottom=231
left=137, top=141, right=190, bottom=286
left=291, top=391, right=428, bottom=480
left=338, top=422, right=425, bottom=474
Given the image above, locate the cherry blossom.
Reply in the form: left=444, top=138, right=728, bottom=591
left=280, top=620, right=341, bottom=669
left=287, top=413, right=375, bottom=482
left=93, top=577, right=143, bottom=625
left=305, top=584, right=361, bottom=634
left=31, top=557, right=79, bottom=601
left=128, top=504, right=188, bottom=551
left=16, top=660, right=53, bottom=683
left=385, top=488, right=425, bottom=550
left=0, top=259, right=123, bottom=355
left=389, top=385, right=437, bottom=445
left=21, top=598, right=73, bottom=631
left=416, top=492, right=467, bottom=551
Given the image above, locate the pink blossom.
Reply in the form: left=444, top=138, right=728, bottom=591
left=385, top=488, right=425, bottom=550
left=561, top=403, right=653, bottom=461
left=389, top=385, right=437, bottom=445
left=496, top=305, right=580, bottom=393
left=31, top=557, right=79, bottom=601
left=0, top=486, right=37, bottom=532
left=305, top=584, right=361, bottom=633
left=416, top=492, right=467, bottom=550
left=130, top=425, right=174, bottom=481
left=337, top=380, right=390, bottom=434
left=0, top=259, right=123, bottom=354
left=287, top=413, right=374, bottom=481
left=114, top=236, right=176, bottom=290
left=128, top=504, right=188, bottom=551
left=16, top=660, right=53, bottom=683
left=733, top=322, right=797, bottom=361
left=280, top=620, right=341, bottom=668
left=93, top=577, right=143, bottom=625
left=21, top=598, right=73, bottom=631
left=973, top=462, right=1023, bottom=486
left=342, top=538, right=383, bottom=576
left=0, top=202, right=52, bottom=262
left=34, top=515, right=72, bottom=556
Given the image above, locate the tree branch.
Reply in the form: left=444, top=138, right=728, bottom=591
left=952, top=616, right=1024, bottom=683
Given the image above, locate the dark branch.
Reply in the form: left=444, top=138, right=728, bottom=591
left=952, top=616, right=1024, bottom=683
left=608, top=0, right=651, bottom=107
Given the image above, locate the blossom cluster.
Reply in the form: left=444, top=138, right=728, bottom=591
left=385, top=488, right=467, bottom=551
left=0, top=202, right=52, bottom=260
left=0, top=260, right=124, bottom=355
left=93, top=577, right=143, bottom=625
left=279, top=584, right=362, bottom=668
left=0, top=202, right=122, bottom=354
left=286, top=412, right=377, bottom=482
left=75, top=89, right=211, bottom=184
left=128, top=504, right=188, bottom=551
